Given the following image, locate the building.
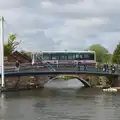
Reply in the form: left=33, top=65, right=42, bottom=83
left=5, top=51, right=32, bottom=64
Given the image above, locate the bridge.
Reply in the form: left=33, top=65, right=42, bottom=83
left=1, top=69, right=119, bottom=77
left=2, top=62, right=120, bottom=77
left=1, top=63, right=120, bottom=90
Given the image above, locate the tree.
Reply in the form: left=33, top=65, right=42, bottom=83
left=112, top=42, right=120, bottom=64
left=103, top=53, right=112, bottom=63
left=4, top=34, right=21, bottom=56
left=88, top=44, right=108, bottom=63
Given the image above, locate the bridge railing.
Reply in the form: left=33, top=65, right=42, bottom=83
left=2, top=63, right=120, bottom=74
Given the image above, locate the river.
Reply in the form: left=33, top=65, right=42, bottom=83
left=0, top=79, right=120, bottom=120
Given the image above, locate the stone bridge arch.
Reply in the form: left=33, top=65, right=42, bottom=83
left=45, top=75, right=91, bottom=87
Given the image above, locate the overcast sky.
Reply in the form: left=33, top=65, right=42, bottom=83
left=0, top=0, right=120, bottom=53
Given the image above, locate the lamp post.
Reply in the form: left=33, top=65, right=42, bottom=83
left=0, top=16, right=4, bottom=88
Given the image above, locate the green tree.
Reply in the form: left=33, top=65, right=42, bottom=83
left=112, top=42, right=120, bottom=64
left=4, top=34, right=21, bottom=56
left=89, top=44, right=108, bottom=63
left=103, top=53, right=112, bottom=63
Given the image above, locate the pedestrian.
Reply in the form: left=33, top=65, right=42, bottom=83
left=15, top=60, right=20, bottom=72
left=111, top=64, right=116, bottom=73
left=84, top=64, right=87, bottom=71
left=103, top=63, right=106, bottom=72
left=106, top=63, right=109, bottom=72
left=78, top=62, right=81, bottom=71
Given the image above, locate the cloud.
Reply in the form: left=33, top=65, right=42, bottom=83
left=0, top=0, right=120, bottom=54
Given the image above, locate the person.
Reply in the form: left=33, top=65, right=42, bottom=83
left=103, top=63, right=106, bottom=72
left=111, top=64, right=116, bottom=73
left=84, top=64, right=87, bottom=71
left=78, top=62, right=81, bottom=71
left=106, top=63, right=109, bottom=72
left=15, top=60, right=20, bottom=72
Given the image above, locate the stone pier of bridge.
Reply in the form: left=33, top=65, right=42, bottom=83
left=0, top=76, right=50, bottom=90
left=109, top=75, right=120, bottom=87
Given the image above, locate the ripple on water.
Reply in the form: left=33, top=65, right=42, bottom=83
left=0, top=80, right=120, bottom=120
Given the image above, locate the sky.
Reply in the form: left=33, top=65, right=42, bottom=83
left=0, top=0, right=120, bottom=53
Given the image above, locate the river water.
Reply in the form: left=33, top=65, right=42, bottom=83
left=0, top=79, right=120, bottom=120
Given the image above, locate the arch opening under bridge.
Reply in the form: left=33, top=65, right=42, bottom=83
left=46, top=76, right=91, bottom=87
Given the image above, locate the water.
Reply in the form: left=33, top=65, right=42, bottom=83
left=0, top=79, right=120, bottom=120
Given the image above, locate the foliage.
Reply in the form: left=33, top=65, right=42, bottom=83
left=4, top=34, right=21, bottom=56
left=103, top=53, right=113, bottom=63
left=4, top=44, right=12, bottom=56
left=56, top=76, right=73, bottom=80
left=112, top=42, right=120, bottom=64
left=89, top=44, right=108, bottom=63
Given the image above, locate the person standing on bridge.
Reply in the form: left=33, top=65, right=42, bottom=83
left=15, top=60, right=20, bottom=72
left=103, top=63, right=107, bottom=72
left=84, top=64, right=87, bottom=71
left=106, top=63, right=109, bottom=72
left=78, top=62, right=81, bottom=71
left=111, top=64, right=116, bottom=73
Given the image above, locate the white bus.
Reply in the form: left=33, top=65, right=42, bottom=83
left=34, top=50, right=96, bottom=65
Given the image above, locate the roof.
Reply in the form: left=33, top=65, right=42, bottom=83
left=13, top=51, right=31, bottom=62
left=35, top=50, right=95, bottom=54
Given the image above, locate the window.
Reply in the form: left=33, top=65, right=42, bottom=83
left=73, top=54, right=76, bottom=60
left=83, top=53, right=94, bottom=60
left=79, top=54, right=83, bottom=60
left=68, top=54, right=73, bottom=60
left=89, top=54, right=94, bottom=60
left=59, top=55, right=65, bottom=60
left=75, top=54, right=80, bottom=60
left=43, top=54, right=51, bottom=60
left=59, top=54, right=67, bottom=60
left=51, top=54, right=59, bottom=60
left=84, top=54, right=89, bottom=59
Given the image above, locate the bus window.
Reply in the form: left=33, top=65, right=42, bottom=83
left=79, top=54, right=83, bottom=60
left=73, top=54, right=76, bottom=60
left=68, top=53, right=73, bottom=60
left=51, top=54, right=59, bottom=60
left=75, top=54, right=80, bottom=60
left=59, top=54, right=67, bottom=60
left=83, top=53, right=94, bottom=60
left=89, top=54, right=94, bottom=60
left=43, top=54, right=51, bottom=60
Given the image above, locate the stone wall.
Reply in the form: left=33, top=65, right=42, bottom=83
left=0, top=75, right=49, bottom=89
left=72, top=74, right=109, bottom=86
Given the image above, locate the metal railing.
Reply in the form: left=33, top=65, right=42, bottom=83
left=2, top=63, right=120, bottom=74
left=35, top=54, right=56, bottom=71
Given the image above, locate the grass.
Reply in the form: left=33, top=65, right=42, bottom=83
left=55, top=75, right=73, bottom=80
